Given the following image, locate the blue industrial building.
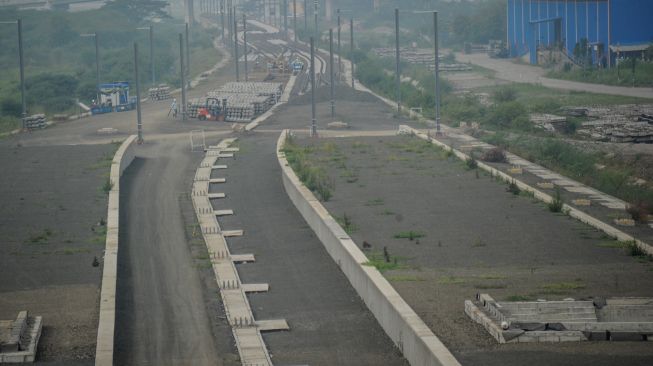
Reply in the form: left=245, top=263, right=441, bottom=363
left=507, top=0, right=653, bottom=67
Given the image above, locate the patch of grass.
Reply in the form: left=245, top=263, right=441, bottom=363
left=386, top=275, right=424, bottom=282
left=541, top=281, right=585, bottom=294
left=437, top=276, right=466, bottom=285
left=362, top=252, right=404, bottom=272
left=87, top=153, right=114, bottom=170
left=477, top=274, right=507, bottom=280
left=464, top=156, right=478, bottom=170
left=506, top=180, right=520, bottom=195
left=474, top=283, right=507, bottom=289
left=101, top=178, right=114, bottom=195
left=393, top=231, right=426, bottom=241
left=334, top=213, right=357, bottom=234
left=91, top=225, right=107, bottom=245
left=365, top=198, right=385, bottom=206
left=283, top=136, right=334, bottom=201
left=26, top=228, right=54, bottom=245
left=504, top=295, right=536, bottom=302
left=548, top=187, right=564, bottom=213
left=472, top=237, right=487, bottom=247
left=379, top=209, right=395, bottom=216
left=624, top=241, right=652, bottom=261
left=56, top=247, right=91, bottom=255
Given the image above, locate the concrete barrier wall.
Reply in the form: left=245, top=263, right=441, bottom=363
left=95, top=135, right=137, bottom=366
left=276, top=131, right=461, bottom=366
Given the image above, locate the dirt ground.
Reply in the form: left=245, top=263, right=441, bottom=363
left=0, top=143, right=117, bottom=363
left=290, top=135, right=653, bottom=366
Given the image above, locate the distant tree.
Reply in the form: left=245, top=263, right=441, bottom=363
left=48, top=15, right=77, bottom=47
left=645, top=44, right=653, bottom=62
left=103, top=0, right=169, bottom=22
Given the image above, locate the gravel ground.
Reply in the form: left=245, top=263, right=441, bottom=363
left=288, top=135, right=653, bottom=366
left=0, top=143, right=117, bottom=363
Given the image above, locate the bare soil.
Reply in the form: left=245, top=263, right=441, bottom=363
left=0, top=144, right=117, bottom=364
left=291, top=135, right=653, bottom=366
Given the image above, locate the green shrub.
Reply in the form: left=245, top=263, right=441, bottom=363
left=548, top=187, right=564, bottom=212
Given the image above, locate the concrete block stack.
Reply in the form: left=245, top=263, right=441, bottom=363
left=148, top=85, right=171, bottom=101
left=22, top=114, right=47, bottom=130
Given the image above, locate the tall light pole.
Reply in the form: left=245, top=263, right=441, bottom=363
left=329, top=28, right=335, bottom=119
left=185, top=23, right=190, bottom=87
left=303, top=0, right=307, bottom=34
left=310, top=36, right=317, bottom=137
left=179, top=33, right=187, bottom=121
left=233, top=7, right=240, bottom=81
left=81, top=32, right=100, bottom=104
left=350, top=17, right=354, bottom=88
left=337, top=9, right=341, bottom=82
left=243, top=13, right=248, bottom=81
left=433, top=11, right=441, bottom=135
left=313, top=0, right=318, bottom=44
left=137, top=26, right=155, bottom=86
left=283, top=0, right=288, bottom=38
left=134, top=42, right=143, bottom=143
left=1, top=20, right=27, bottom=118
left=293, top=0, right=297, bottom=42
left=221, top=1, right=225, bottom=42
left=395, top=8, right=401, bottom=113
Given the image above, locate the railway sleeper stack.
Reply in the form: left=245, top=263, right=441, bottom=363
left=22, top=114, right=47, bottom=130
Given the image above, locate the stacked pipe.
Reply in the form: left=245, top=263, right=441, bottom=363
left=148, top=85, right=172, bottom=101
left=22, top=114, right=47, bottom=130
left=216, top=82, right=283, bottom=103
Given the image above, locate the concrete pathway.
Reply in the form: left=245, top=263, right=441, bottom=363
left=455, top=52, right=653, bottom=99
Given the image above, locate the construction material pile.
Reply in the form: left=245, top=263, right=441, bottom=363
left=567, top=104, right=653, bottom=143
left=187, top=82, right=283, bottom=122
left=148, top=85, right=171, bottom=101
left=22, top=114, right=47, bottom=130
left=529, top=113, right=567, bottom=132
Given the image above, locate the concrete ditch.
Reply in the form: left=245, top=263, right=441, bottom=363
left=276, top=130, right=461, bottom=366
left=95, top=135, right=137, bottom=366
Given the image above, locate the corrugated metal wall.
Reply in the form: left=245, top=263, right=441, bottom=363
left=507, top=0, right=609, bottom=65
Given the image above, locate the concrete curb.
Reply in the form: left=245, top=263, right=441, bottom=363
left=95, top=135, right=138, bottom=366
left=276, top=130, right=461, bottom=366
left=403, top=126, right=653, bottom=257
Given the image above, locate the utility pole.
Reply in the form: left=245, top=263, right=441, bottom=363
left=310, top=37, right=317, bottom=137
left=81, top=32, right=100, bottom=104
left=395, top=8, right=401, bottom=113
left=18, top=19, right=26, bottom=118
left=433, top=11, right=441, bottom=135
left=243, top=13, right=248, bottom=81
left=234, top=7, right=240, bottom=81
left=185, top=23, right=190, bottom=87
left=337, top=10, right=341, bottom=82
left=304, top=0, right=307, bottom=33
left=221, top=0, right=225, bottom=42
left=179, top=33, right=187, bottom=121
left=350, top=17, right=354, bottom=88
left=149, top=26, right=155, bottom=85
left=134, top=43, right=143, bottom=143
left=313, top=0, right=318, bottom=44
left=293, top=0, right=297, bottom=42
left=329, top=28, right=335, bottom=119
left=283, top=0, right=288, bottom=39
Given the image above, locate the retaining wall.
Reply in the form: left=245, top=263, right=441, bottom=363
left=276, top=131, right=461, bottom=366
left=95, top=135, right=138, bottom=366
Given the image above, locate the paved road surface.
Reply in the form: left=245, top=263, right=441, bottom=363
left=455, top=52, right=653, bottom=99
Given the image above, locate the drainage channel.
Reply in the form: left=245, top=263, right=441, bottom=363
left=191, top=138, right=289, bottom=366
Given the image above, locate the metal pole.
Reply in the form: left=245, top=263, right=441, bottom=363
left=329, top=28, right=334, bottom=119
left=134, top=42, right=143, bottom=143
left=94, top=33, right=100, bottom=105
left=293, top=0, right=297, bottom=42
left=304, top=0, right=307, bottom=33
left=179, top=33, right=187, bottom=121
left=149, top=25, right=155, bottom=85
left=395, top=8, right=401, bottom=113
left=310, top=36, right=317, bottom=137
left=185, top=23, right=190, bottom=86
left=243, top=13, right=248, bottom=81
left=234, top=7, right=240, bottom=81
left=313, top=0, right=318, bottom=44
left=17, top=19, right=26, bottom=118
left=350, top=17, right=354, bottom=88
left=434, top=11, right=441, bottom=135
left=221, top=1, right=225, bottom=42
left=284, top=0, right=288, bottom=38
left=337, top=10, right=341, bottom=82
